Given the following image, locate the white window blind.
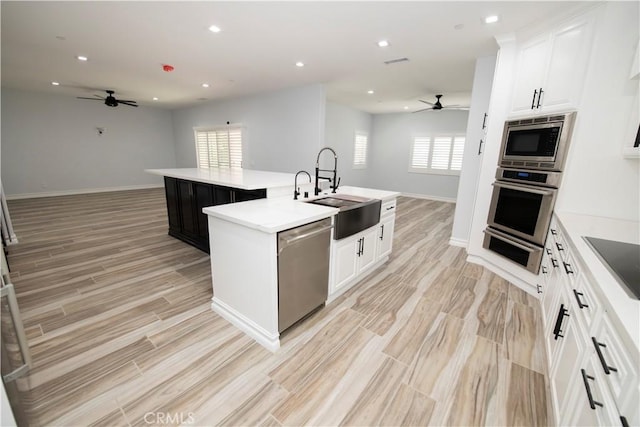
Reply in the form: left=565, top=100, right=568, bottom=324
left=195, top=125, right=243, bottom=169
left=409, top=135, right=465, bottom=175
left=353, top=132, right=368, bottom=168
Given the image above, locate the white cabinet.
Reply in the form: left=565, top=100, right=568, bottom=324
left=331, top=226, right=378, bottom=294
left=541, top=214, right=638, bottom=426
left=329, top=198, right=397, bottom=299
left=511, top=11, right=596, bottom=115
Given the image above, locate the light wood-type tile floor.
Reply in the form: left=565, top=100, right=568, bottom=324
left=5, top=189, right=550, bottom=426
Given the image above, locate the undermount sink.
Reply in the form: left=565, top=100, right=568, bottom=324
left=307, top=194, right=381, bottom=239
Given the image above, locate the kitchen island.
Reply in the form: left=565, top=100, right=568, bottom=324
left=203, top=186, right=400, bottom=351
left=146, top=168, right=305, bottom=252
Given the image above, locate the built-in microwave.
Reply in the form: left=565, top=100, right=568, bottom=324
left=499, top=111, right=576, bottom=171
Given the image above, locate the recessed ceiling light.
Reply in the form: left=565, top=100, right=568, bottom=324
left=76, top=55, right=88, bottom=61
left=208, top=25, right=221, bottom=33
left=153, top=97, right=159, bottom=101
left=51, top=81, right=60, bottom=86
left=202, top=83, right=210, bottom=88
left=403, top=106, right=409, bottom=110
left=485, top=15, right=499, bottom=24
left=377, top=40, right=390, bottom=48
left=295, top=61, right=305, bottom=67
left=367, top=90, right=374, bottom=94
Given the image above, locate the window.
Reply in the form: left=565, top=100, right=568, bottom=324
left=195, top=125, right=243, bottom=169
left=409, top=135, right=465, bottom=175
left=353, top=131, right=368, bottom=169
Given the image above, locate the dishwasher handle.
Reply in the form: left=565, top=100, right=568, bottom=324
left=280, top=225, right=333, bottom=250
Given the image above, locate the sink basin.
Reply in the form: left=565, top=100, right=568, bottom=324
left=307, top=194, right=381, bottom=239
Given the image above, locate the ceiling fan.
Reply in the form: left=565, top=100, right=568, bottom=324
left=77, top=90, right=138, bottom=108
left=413, top=94, right=469, bottom=113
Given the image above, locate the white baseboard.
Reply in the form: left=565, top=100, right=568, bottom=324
left=448, top=237, right=468, bottom=248
left=466, top=254, right=540, bottom=298
left=211, top=297, right=280, bottom=352
left=5, top=184, right=164, bottom=200
left=401, top=192, right=456, bottom=204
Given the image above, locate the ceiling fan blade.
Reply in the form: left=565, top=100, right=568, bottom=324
left=118, top=99, right=137, bottom=104
left=119, top=101, right=139, bottom=107
left=77, top=97, right=105, bottom=100
left=443, top=107, right=470, bottom=111
left=418, top=100, right=435, bottom=106
left=412, top=107, right=433, bottom=113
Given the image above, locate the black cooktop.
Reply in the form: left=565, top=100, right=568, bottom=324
left=583, top=236, right=640, bottom=300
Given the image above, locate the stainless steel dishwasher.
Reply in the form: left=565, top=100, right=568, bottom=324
left=277, top=217, right=332, bottom=332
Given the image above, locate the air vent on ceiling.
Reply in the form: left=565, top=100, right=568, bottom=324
left=384, top=57, right=409, bottom=65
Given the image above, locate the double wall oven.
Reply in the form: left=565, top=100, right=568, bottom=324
left=484, top=112, right=576, bottom=273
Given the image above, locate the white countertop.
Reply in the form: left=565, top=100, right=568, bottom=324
left=203, top=186, right=400, bottom=234
left=555, top=211, right=640, bottom=351
left=145, top=168, right=296, bottom=190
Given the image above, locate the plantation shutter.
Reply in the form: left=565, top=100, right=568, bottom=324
left=195, top=125, right=243, bottom=169
left=353, top=132, right=368, bottom=168
left=411, top=136, right=431, bottom=169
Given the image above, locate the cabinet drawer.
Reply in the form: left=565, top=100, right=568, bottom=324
left=570, top=273, right=600, bottom=332
left=592, top=310, right=640, bottom=425
left=381, top=199, right=396, bottom=217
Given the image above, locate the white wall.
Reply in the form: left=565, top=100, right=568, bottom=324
left=324, top=102, right=372, bottom=188
left=556, top=1, right=640, bottom=221
left=1, top=88, right=176, bottom=196
left=171, top=84, right=326, bottom=175
left=451, top=55, right=497, bottom=246
left=368, top=110, right=469, bottom=200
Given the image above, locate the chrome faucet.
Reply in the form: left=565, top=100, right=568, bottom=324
left=294, top=170, right=312, bottom=200
left=315, top=147, right=340, bottom=195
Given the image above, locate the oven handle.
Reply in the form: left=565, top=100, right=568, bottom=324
left=492, top=181, right=555, bottom=196
left=483, top=228, right=539, bottom=252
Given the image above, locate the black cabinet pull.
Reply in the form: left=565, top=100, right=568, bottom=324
left=536, top=284, right=543, bottom=294
left=536, top=88, right=544, bottom=108
left=386, top=206, right=395, bottom=211
left=621, top=416, right=629, bottom=427
left=531, top=89, right=538, bottom=109
left=573, top=289, right=589, bottom=309
left=356, top=238, right=362, bottom=256
left=556, top=242, right=564, bottom=252
left=551, top=258, right=559, bottom=268
left=581, top=369, right=603, bottom=410
left=550, top=228, right=557, bottom=236
left=553, top=304, right=569, bottom=340
left=541, top=266, right=548, bottom=274
left=563, top=261, right=574, bottom=275
left=380, top=224, right=384, bottom=241
left=482, top=113, right=488, bottom=130
left=592, top=337, right=618, bottom=375
left=361, top=237, right=365, bottom=255
left=546, top=248, right=552, bottom=256
left=478, top=139, right=484, bottom=155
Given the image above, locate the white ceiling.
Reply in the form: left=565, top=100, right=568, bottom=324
left=1, top=1, right=585, bottom=114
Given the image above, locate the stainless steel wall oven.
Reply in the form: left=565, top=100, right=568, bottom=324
left=484, top=112, right=576, bottom=273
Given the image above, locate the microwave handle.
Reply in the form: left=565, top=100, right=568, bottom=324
left=491, top=181, right=555, bottom=196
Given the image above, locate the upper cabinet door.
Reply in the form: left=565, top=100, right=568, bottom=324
left=511, top=36, right=549, bottom=114
left=510, top=8, right=597, bottom=116
left=541, top=16, right=595, bottom=112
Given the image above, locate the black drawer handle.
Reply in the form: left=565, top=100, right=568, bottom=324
left=573, top=289, right=589, bottom=309
left=556, top=242, right=564, bottom=252
left=386, top=206, right=395, bottom=211
left=541, top=266, right=548, bottom=274
left=581, top=369, right=603, bottom=410
left=546, top=248, right=552, bottom=256
left=482, top=113, right=488, bottom=130
left=361, top=238, right=365, bottom=256
left=621, top=416, right=629, bottom=427
left=592, top=337, right=618, bottom=375
left=379, top=224, right=384, bottom=241
left=553, top=304, right=569, bottom=340
left=563, top=261, right=574, bottom=275
left=550, top=228, right=557, bottom=236
left=478, top=139, right=484, bottom=155
left=551, top=258, right=559, bottom=268
left=356, top=238, right=363, bottom=256
left=536, top=284, right=542, bottom=294
left=531, top=89, right=538, bottom=109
